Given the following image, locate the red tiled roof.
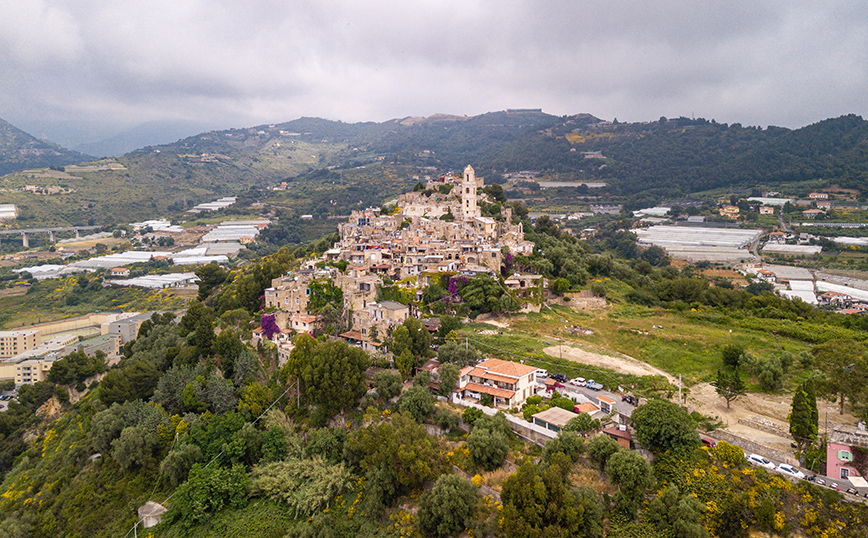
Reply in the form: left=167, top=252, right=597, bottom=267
left=463, top=382, right=515, bottom=400
left=474, top=358, right=537, bottom=378
left=603, top=427, right=632, bottom=440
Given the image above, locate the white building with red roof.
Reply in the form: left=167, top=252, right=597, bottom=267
left=455, top=358, right=538, bottom=409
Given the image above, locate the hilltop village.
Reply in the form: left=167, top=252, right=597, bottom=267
left=264, top=165, right=541, bottom=353
left=2, top=165, right=868, bottom=537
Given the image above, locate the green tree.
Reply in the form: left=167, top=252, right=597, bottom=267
left=550, top=277, right=571, bottom=295
left=307, top=279, right=344, bottom=315
left=789, top=380, right=818, bottom=454
left=586, top=434, right=621, bottom=476
left=630, top=399, right=699, bottom=453
left=459, top=275, right=505, bottom=317
left=417, top=474, right=480, bottom=538
left=757, top=356, right=783, bottom=391
left=721, top=343, right=744, bottom=369
left=373, top=370, right=402, bottom=400
left=462, top=407, right=483, bottom=427
left=98, top=360, right=160, bottom=405
left=563, top=414, right=600, bottom=435
left=111, top=426, right=160, bottom=470
left=303, top=339, right=368, bottom=420
left=398, top=385, right=435, bottom=422
left=541, top=431, right=585, bottom=463
left=467, top=413, right=511, bottom=471
left=436, top=315, right=462, bottom=339
left=712, top=368, right=745, bottom=408
left=250, top=457, right=352, bottom=517
left=195, top=262, right=228, bottom=301
left=437, top=363, right=460, bottom=396
left=812, top=338, right=868, bottom=414
left=437, top=340, right=479, bottom=367
left=160, top=443, right=204, bottom=487
left=163, top=463, right=250, bottom=530
left=346, top=412, right=446, bottom=513
left=646, top=485, right=709, bottom=538
left=501, top=459, right=602, bottom=538
left=606, top=450, right=652, bottom=515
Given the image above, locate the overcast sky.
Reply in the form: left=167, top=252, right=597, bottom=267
left=2, top=1, right=867, bottom=145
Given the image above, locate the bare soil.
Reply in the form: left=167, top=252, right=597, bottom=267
left=544, top=344, right=677, bottom=383
left=545, top=344, right=860, bottom=456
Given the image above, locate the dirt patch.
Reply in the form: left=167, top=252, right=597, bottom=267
left=474, top=314, right=510, bottom=329
left=543, top=345, right=677, bottom=384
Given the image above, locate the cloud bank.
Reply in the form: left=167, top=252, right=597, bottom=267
left=2, top=1, right=866, bottom=144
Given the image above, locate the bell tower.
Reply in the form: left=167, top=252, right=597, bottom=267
left=461, top=165, right=480, bottom=220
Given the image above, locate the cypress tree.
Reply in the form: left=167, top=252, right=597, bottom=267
left=789, top=382, right=818, bottom=454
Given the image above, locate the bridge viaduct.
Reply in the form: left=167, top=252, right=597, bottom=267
left=0, top=226, right=103, bottom=247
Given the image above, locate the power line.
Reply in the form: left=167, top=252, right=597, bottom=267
left=119, top=383, right=294, bottom=538
left=466, top=336, right=633, bottom=384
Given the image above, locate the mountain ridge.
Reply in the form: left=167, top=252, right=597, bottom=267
left=0, top=118, right=93, bottom=176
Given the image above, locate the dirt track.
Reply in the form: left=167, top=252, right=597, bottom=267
left=544, top=343, right=859, bottom=455
left=543, top=344, right=677, bottom=384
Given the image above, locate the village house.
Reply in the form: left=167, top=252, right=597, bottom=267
left=455, top=358, right=538, bottom=409
left=719, top=205, right=740, bottom=218
left=110, top=267, right=131, bottom=278
left=802, top=209, right=826, bottom=219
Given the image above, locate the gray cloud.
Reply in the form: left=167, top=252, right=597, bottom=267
left=2, top=0, right=867, bottom=145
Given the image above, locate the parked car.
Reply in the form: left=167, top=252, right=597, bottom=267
left=535, top=369, right=549, bottom=379
left=569, top=377, right=586, bottom=387
left=747, top=454, right=775, bottom=470
left=549, top=373, right=568, bottom=383
left=700, top=437, right=717, bottom=448
left=815, top=477, right=826, bottom=486
left=776, top=464, right=805, bottom=480
left=846, top=487, right=859, bottom=495
left=621, top=393, right=638, bottom=406
left=585, top=380, right=603, bottom=391
left=830, top=482, right=840, bottom=491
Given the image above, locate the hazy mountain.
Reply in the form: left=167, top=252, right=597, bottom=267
left=0, top=118, right=92, bottom=175
left=74, top=119, right=218, bottom=157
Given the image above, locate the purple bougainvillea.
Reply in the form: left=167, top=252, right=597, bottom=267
left=260, top=313, right=281, bottom=340
left=447, top=276, right=468, bottom=299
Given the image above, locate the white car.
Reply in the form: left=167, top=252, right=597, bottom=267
left=776, top=464, right=805, bottom=480
left=747, top=454, right=775, bottom=470
left=569, top=377, right=586, bottom=387
left=535, top=369, right=548, bottom=379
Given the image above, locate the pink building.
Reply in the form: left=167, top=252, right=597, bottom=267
left=827, top=441, right=861, bottom=481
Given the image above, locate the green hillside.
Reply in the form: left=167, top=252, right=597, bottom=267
left=3, top=111, right=868, bottom=227
left=0, top=118, right=92, bottom=176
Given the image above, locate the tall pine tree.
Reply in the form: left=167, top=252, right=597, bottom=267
left=789, top=381, right=818, bottom=454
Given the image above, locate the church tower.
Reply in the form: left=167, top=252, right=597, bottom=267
left=461, top=165, right=481, bottom=220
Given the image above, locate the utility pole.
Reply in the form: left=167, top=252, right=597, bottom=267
left=678, top=374, right=682, bottom=407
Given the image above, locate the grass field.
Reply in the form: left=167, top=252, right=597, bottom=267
left=461, top=302, right=811, bottom=390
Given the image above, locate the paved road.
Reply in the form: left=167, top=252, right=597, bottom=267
left=541, top=379, right=637, bottom=417
left=702, top=433, right=868, bottom=502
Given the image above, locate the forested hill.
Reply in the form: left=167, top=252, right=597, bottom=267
left=126, top=112, right=868, bottom=198
left=0, top=118, right=92, bottom=176
left=541, top=114, right=868, bottom=199
left=4, top=111, right=865, bottom=222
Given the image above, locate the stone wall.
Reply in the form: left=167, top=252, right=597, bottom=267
left=738, top=417, right=793, bottom=439
left=706, top=429, right=797, bottom=466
